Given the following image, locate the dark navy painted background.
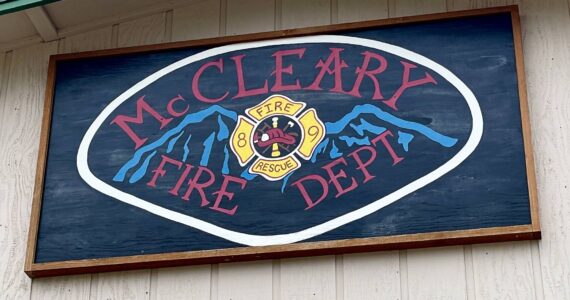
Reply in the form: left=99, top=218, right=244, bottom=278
left=36, top=13, right=531, bottom=262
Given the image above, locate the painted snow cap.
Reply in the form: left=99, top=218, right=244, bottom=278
left=78, top=35, right=482, bottom=246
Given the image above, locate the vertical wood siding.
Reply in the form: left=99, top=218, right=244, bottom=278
left=1, top=0, right=569, bottom=298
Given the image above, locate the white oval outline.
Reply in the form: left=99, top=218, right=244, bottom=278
left=77, top=35, right=483, bottom=246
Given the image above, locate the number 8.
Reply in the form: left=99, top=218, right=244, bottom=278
left=237, top=132, right=247, bottom=147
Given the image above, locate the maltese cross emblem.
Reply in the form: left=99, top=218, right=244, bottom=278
left=230, top=95, right=326, bottom=181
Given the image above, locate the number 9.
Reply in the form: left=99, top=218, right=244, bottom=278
left=307, top=126, right=320, bottom=142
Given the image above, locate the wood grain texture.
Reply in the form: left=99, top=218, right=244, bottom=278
left=279, top=3, right=335, bottom=296
left=0, top=1, right=562, bottom=299
left=40, top=6, right=526, bottom=63
left=281, top=0, right=331, bottom=29
left=150, top=6, right=218, bottom=300
left=0, top=52, right=5, bottom=87
left=23, top=7, right=542, bottom=281
left=277, top=5, right=336, bottom=298
left=25, top=225, right=538, bottom=278
left=471, top=241, right=536, bottom=299
left=30, top=23, right=118, bottom=300
left=89, top=271, right=151, bottom=300
left=519, top=0, right=570, bottom=298
left=118, top=13, right=167, bottom=47
left=444, top=2, right=540, bottom=300
left=30, top=275, right=91, bottom=300
left=336, top=3, right=398, bottom=298
left=426, top=4, right=535, bottom=300
left=530, top=240, right=545, bottom=300
left=0, top=42, right=57, bottom=300
left=61, top=27, right=114, bottom=53
left=406, top=246, right=467, bottom=299
left=226, top=0, right=275, bottom=35
left=218, top=261, right=273, bottom=300
left=280, top=256, right=336, bottom=300
left=388, top=0, right=447, bottom=17
left=0, top=51, right=15, bottom=300
left=342, top=251, right=400, bottom=300
left=86, top=12, right=171, bottom=300
left=337, top=0, right=389, bottom=23
left=172, top=0, right=221, bottom=41
left=387, top=3, right=464, bottom=300
left=447, top=0, right=518, bottom=11
left=152, top=265, right=211, bottom=300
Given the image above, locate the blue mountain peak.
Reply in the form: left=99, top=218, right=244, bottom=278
left=113, top=105, right=237, bottom=182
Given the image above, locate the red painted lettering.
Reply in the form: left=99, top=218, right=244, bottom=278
left=322, top=157, right=358, bottom=198
left=291, top=175, right=329, bottom=210
left=166, top=94, right=189, bottom=117
left=348, top=51, right=388, bottom=100
left=383, top=61, right=437, bottom=110
left=271, top=48, right=306, bottom=92
left=347, top=146, right=377, bottom=183
left=192, top=58, right=229, bottom=103
left=111, top=96, right=172, bottom=149
left=371, top=130, right=404, bottom=165
left=169, top=163, right=193, bottom=196
left=210, top=175, right=247, bottom=215
left=232, top=54, right=269, bottom=98
left=147, top=155, right=183, bottom=188
left=181, top=166, right=216, bottom=207
left=305, top=48, right=348, bottom=93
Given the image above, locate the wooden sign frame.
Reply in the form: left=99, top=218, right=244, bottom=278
left=25, top=5, right=539, bottom=278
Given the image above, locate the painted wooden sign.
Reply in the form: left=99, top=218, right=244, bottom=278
left=26, top=6, right=539, bottom=277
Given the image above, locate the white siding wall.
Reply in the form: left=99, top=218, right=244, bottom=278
left=1, top=0, right=569, bottom=299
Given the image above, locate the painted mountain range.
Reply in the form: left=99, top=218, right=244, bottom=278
left=112, top=104, right=458, bottom=186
